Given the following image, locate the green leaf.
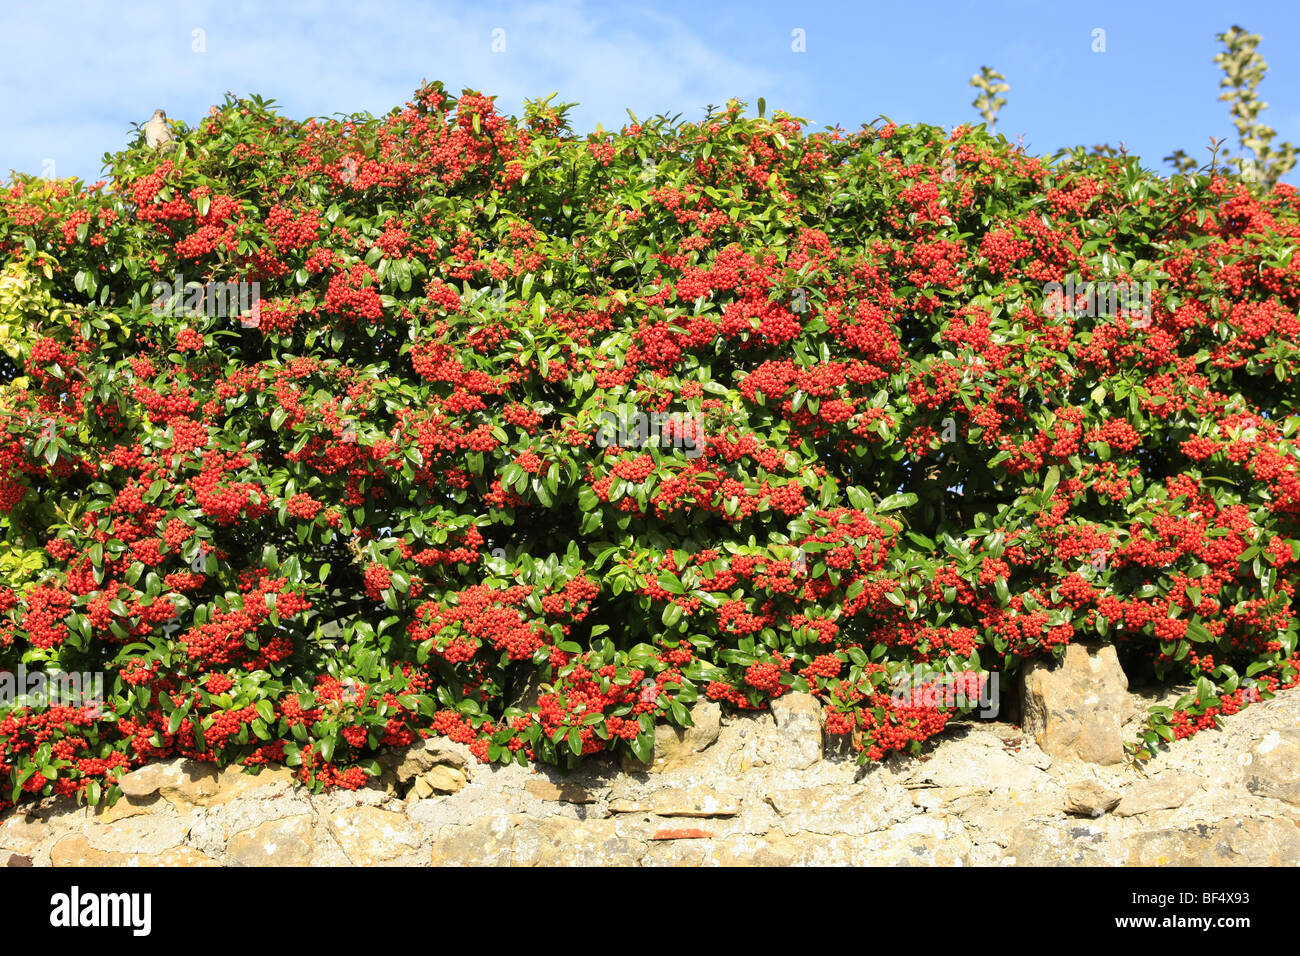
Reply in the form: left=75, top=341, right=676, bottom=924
left=629, top=732, right=654, bottom=764
left=657, top=574, right=685, bottom=595
left=994, top=576, right=1010, bottom=605
left=1042, top=465, right=1060, bottom=499
left=877, top=492, right=918, bottom=511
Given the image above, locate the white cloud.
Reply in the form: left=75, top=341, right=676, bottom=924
left=0, top=0, right=775, bottom=181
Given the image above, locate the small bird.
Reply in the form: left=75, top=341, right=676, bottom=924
left=144, top=109, right=175, bottom=151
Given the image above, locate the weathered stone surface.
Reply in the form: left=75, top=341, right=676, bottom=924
left=88, top=796, right=157, bottom=824
left=117, top=759, right=201, bottom=800
left=1126, top=819, right=1300, bottom=866
left=641, top=788, right=740, bottom=817
left=1006, top=820, right=1127, bottom=866
left=50, top=835, right=217, bottom=867
left=727, top=696, right=824, bottom=772
left=0, top=814, right=56, bottom=854
left=117, top=757, right=245, bottom=808
left=185, top=793, right=313, bottom=859
left=83, top=814, right=193, bottom=855
left=1242, top=728, right=1300, bottom=806
left=117, top=760, right=179, bottom=798
left=1021, top=643, right=1130, bottom=764
left=642, top=834, right=720, bottom=866
left=714, top=815, right=970, bottom=866
left=204, top=765, right=296, bottom=807
left=1114, top=773, right=1203, bottom=817
left=430, top=813, right=519, bottom=866
left=766, top=782, right=911, bottom=836
left=308, top=827, right=354, bottom=867
left=766, top=693, right=823, bottom=769
left=517, top=817, right=647, bottom=866
left=1064, top=780, right=1121, bottom=816
left=5, top=678, right=1300, bottom=868
left=314, top=782, right=395, bottom=811
left=525, top=779, right=597, bottom=803
left=861, top=815, right=973, bottom=866
left=903, top=734, right=1052, bottom=793
left=423, top=765, right=467, bottom=794
left=609, top=786, right=740, bottom=817
left=327, top=806, right=422, bottom=865
left=49, top=836, right=98, bottom=866
left=714, top=831, right=833, bottom=866
left=226, top=814, right=314, bottom=867
left=622, top=701, right=722, bottom=772
left=380, top=737, right=472, bottom=784
left=910, top=786, right=985, bottom=811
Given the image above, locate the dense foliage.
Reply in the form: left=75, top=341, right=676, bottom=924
left=1, top=84, right=1298, bottom=808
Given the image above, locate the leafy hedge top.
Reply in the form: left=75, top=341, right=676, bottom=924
left=1, top=84, right=1298, bottom=807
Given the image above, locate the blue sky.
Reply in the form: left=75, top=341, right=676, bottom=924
left=2, top=0, right=1298, bottom=185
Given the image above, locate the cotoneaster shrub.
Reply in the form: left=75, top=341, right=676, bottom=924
left=0, top=85, right=1298, bottom=808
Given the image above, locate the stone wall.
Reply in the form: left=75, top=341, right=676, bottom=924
left=3, top=648, right=1299, bottom=866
